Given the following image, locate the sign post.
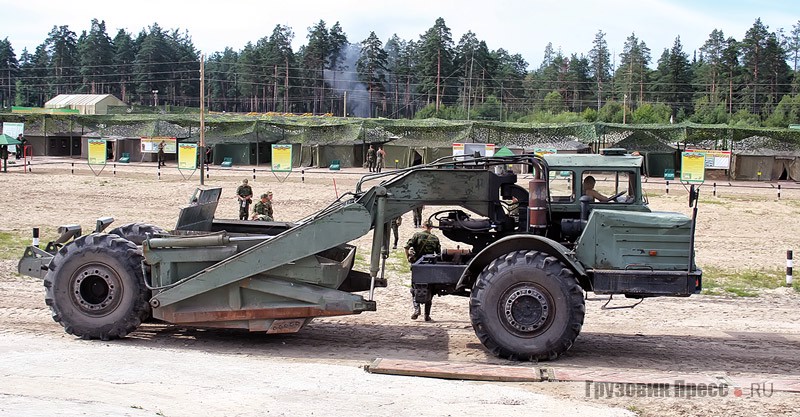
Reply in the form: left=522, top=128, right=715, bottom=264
left=87, top=139, right=108, bottom=176
left=177, top=143, right=198, bottom=179
left=680, top=151, right=706, bottom=184
left=271, top=144, right=293, bottom=182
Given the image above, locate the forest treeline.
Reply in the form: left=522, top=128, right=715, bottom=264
left=1, top=16, right=800, bottom=127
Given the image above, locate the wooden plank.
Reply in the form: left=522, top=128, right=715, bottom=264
left=367, top=359, right=800, bottom=394
left=366, top=358, right=543, bottom=382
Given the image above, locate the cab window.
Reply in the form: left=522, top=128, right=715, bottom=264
left=582, top=171, right=635, bottom=203
left=548, top=170, right=574, bottom=203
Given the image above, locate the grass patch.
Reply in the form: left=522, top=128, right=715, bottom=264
left=385, top=249, right=411, bottom=274
left=353, top=252, right=370, bottom=270
left=626, top=405, right=643, bottom=416
left=701, top=266, right=797, bottom=296
left=0, top=229, right=65, bottom=261
left=0, top=231, right=34, bottom=261
left=698, top=198, right=730, bottom=206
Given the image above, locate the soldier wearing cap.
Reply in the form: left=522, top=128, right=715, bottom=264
left=252, top=191, right=274, bottom=221
left=236, top=179, right=253, bottom=220
left=405, top=219, right=441, bottom=321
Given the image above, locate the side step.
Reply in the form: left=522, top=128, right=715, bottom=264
left=590, top=269, right=702, bottom=297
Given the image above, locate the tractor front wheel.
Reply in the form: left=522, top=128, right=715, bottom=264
left=470, top=250, right=585, bottom=361
left=44, top=234, right=149, bottom=340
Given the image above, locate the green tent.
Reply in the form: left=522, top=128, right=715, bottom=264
left=494, top=146, right=515, bottom=157
left=0, top=133, right=21, bottom=145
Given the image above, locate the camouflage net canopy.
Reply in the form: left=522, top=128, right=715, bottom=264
left=2, top=113, right=800, bottom=152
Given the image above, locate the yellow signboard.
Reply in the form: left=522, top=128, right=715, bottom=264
left=271, top=144, right=293, bottom=172
left=88, top=139, right=107, bottom=165
left=141, top=137, right=177, bottom=153
left=680, top=151, right=706, bottom=183
left=178, top=143, right=198, bottom=170
left=685, top=149, right=731, bottom=170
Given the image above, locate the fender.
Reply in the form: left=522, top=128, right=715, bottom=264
left=456, top=235, right=590, bottom=291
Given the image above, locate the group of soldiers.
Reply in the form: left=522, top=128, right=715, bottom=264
left=365, top=145, right=387, bottom=173
left=235, top=179, right=274, bottom=221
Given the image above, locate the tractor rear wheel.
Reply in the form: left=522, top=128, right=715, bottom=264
left=43, top=233, right=149, bottom=340
left=470, top=250, right=585, bottom=361
left=107, top=222, right=165, bottom=245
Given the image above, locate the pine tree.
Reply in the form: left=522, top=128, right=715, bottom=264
left=0, top=38, right=18, bottom=107
left=77, top=19, right=114, bottom=94
left=588, top=30, right=611, bottom=110
left=417, top=18, right=455, bottom=111
left=356, top=32, right=388, bottom=118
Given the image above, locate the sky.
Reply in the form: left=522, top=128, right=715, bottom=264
left=2, top=0, right=799, bottom=69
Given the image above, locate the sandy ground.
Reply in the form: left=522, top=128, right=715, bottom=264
left=0, top=158, right=799, bottom=416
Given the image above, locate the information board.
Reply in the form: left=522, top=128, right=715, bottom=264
left=680, top=151, right=706, bottom=183
left=686, top=149, right=731, bottom=170
left=88, top=139, right=107, bottom=165
left=178, top=143, right=198, bottom=170
left=271, top=144, right=293, bottom=172
left=141, top=137, right=177, bottom=153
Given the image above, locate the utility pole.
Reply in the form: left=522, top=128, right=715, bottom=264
left=623, top=94, right=627, bottom=124
left=467, top=55, right=474, bottom=121
left=436, top=48, right=441, bottom=113
left=200, top=53, right=205, bottom=185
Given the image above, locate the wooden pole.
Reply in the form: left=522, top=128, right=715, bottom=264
left=200, top=53, right=206, bottom=186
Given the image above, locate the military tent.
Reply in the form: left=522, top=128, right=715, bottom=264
left=730, top=135, right=800, bottom=181
left=731, top=149, right=800, bottom=181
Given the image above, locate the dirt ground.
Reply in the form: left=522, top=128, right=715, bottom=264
left=0, top=158, right=799, bottom=417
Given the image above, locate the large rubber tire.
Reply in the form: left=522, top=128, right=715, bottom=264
left=43, top=233, right=149, bottom=340
left=470, top=250, right=585, bottom=361
left=106, top=223, right=164, bottom=321
left=107, top=222, right=166, bottom=245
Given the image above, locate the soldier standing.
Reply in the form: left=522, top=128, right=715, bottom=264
left=157, top=140, right=166, bottom=167
left=412, top=206, right=424, bottom=228
left=366, top=145, right=376, bottom=172
left=390, top=215, right=402, bottom=249
left=236, top=179, right=253, bottom=220
left=16, top=134, right=26, bottom=159
left=251, top=192, right=274, bottom=221
left=376, top=146, right=386, bottom=173
left=404, top=220, right=441, bottom=321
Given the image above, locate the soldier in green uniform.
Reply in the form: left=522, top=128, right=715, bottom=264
left=390, top=215, right=402, bottom=249
left=236, top=179, right=253, bottom=220
left=251, top=192, right=274, bottom=221
left=404, top=220, right=441, bottom=321
left=366, top=144, right=376, bottom=172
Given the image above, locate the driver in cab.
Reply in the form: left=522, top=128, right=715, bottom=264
left=582, top=175, right=609, bottom=202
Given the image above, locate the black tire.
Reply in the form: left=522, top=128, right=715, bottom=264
left=106, top=223, right=164, bottom=322
left=107, top=222, right=166, bottom=245
left=43, top=233, right=149, bottom=340
left=470, top=250, right=585, bottom=361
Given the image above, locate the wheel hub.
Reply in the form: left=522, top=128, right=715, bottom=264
left=503, top=285, right=550, bottom=333
left=71, top=264, right=122, bottom=315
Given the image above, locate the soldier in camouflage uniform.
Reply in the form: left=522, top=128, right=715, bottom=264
left=251, top=192, right=274, bottom=221
left=236, top=179, right=253, bottom=220
left=404, top=220, right=441, bottom=321
left=390, top=216, right=402, bottom=249
left=366, top=145, right=376, bottom=172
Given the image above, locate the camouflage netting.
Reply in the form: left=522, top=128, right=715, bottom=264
left=3, top=113, right=800, bottom=154
left=733, top=136, right=800, bottom=155
left=472, top=122, right=597, bottom=147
